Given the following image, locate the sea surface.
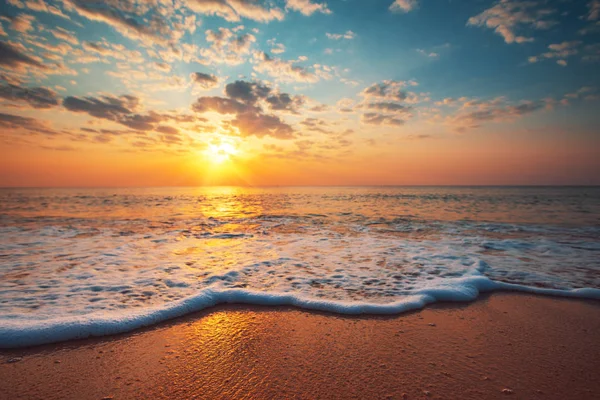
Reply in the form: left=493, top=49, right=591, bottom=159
left=1, top=186, right=599, bottom=347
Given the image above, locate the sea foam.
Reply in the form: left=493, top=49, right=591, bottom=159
left=1, top=274, right=599, bottom=348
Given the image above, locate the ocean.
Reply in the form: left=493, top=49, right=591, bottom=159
left=1, top=186, right=599, bottom=347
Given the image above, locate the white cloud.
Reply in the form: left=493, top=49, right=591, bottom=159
left=389, top=0, right=418, bottom=13
left=467, top=1, right=557, bottom=44
left=326, top=30, right=355, bottom=40
left=50, top=27, right=79, bottom=46
left=253, top=52, right=333, bottom=83
left=286, top=0, right=331, bottom=16
left=4, top=14, right=36, bottom=33
left=186, top=0, right=284, bottom=23
left=267, top=39, right=286, bottom=54
left=199, top=28, right=256, bottom=65
left=417, top=49, right=438, bottom=58
left=528, top=41, right=582, bottom=66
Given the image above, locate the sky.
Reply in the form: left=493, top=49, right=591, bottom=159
left=0, top=0, right=599, bottom=187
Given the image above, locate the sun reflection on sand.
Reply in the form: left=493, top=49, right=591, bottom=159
left=182, top=312, right=261, bottom=387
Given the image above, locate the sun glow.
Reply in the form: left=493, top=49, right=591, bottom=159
left=206, top=142, right=239, bottom=164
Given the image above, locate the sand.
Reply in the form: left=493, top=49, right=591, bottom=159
left=0, top=293, right=599, bottom=400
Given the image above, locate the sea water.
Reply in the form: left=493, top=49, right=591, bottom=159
left=1, top=186, right=599, bottom=347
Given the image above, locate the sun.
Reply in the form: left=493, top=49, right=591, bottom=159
left=205, top=142, right=239, bottom=164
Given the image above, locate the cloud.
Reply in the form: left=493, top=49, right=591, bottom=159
left=0, top=112, right=58, bottom=135
left=192, top=96, right=254, bottom=114
left=50, top=27, right=79, bottom=45
left=364, top=102, right=411, bottom=113
left=326, top=30, right=355, bottom=40
left=272, top=43, right=286, bottom=54
left=253, top=52, right=332, bottom=83
left=406, top=134, right=433, bottom=140
left=3, top=14, right=36, bottom=33
left=186, top=0, right=284, bottom=23
left=225, top=80, right=271, bottom=103
left=81, top=41, right=112, bottom=55
left=155, top=125, right=179, bottom=135
left=309, top=104, right=329, bottom=112
left=265, top=93, right=305, bottom=113
left=586, top=0, right=600, bottom=21
left=389, top=0, right=418, bottom=13
left=184, top=0, right=240, bottom=22
left=192, top=79, right=297, bottom=139
left=467, top=1, right=557, bottom=44
left=358, top=80, right=422, bottom=126
left=190, top=72, right=220, bottom=90
left=7, top=0, right=71, bottom=20
left=106, top=65, right=189, bottom=93
left=465, top=101, right=544, bottom=120
left=361, top=112, right=405, bottom=126
left=417, top=49, right=439, bottom=58
left=362, top=80, right=414, bottom=101
left=226, top=0, right=284, bottom=22
left=63, top=94, right=139, bottom=119
left=232, top=112, right=294, bottom=139
left=267, top=39, right=286, bottom=54
left=199, top=28, right=256, bottom=65
left=153, top=62, right=171, bottom=72
left=0, top=41, right=47, bottom=71
left=30, top=40, right=73, bottom=57
left=40, top=144, right=77, bottom=151
left=222, top=80, right=304, bottom=113
left=0, top=83, right=60, bottom=109
left=548, top=41, right=580, bottom=53
left=286, top=0, right=331, bottom=16
left=335, top=97, right=355, bottom=113
left=79, top=41, right=144, bottom=64
left=63, top=93, right=176, bottom=131
left=579, top=20, right=600, bottom=36
left=448, top=97, right=546, bottom=132
left=61, top=0, right=173, bottom=46
left=563, top=86, right=599, bottom=102
left=528, top=41, right=583, bottom=66
left=117, top=113, right=166, bottom=131
left=300, top=117, right=330, bottom=133
left=582, top=43, right=600, bottom=63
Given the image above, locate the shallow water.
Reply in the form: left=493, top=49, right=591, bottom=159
left=1, top=186, right=599, bottom=347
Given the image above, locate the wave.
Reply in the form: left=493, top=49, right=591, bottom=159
left=1, top=273, right=599, bottom=348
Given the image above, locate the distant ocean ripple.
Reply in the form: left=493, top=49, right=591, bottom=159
left=1, top=186, right=599, bottom=347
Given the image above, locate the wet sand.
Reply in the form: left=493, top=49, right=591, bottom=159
left=1, top=293, right=599, bottom=400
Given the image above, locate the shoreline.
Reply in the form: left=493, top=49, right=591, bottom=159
left=1, top=292, right=599, bottom=399
left=2, top=280, right=600, bottom=349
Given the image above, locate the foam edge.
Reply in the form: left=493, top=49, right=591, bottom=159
left=1, top=275, right=599, bottom=349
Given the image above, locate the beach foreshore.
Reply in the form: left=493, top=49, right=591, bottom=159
left=0, top=292, right=599, bottom=400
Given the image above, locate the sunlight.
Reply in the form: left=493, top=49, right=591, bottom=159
left=205, top=142, right=239, bottom=164
left=193, top=140, right=253, bottom=186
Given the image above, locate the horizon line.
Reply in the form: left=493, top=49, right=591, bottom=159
left=1, top=184, right=599, bottom=189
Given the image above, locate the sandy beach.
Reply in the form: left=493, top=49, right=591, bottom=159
left=0, top=292, right=598, bottom=400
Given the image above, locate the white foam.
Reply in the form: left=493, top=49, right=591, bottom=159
left=0, top=272, right=598, bottom=348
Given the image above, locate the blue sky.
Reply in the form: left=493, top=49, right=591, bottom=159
left=0, top=0, right=599, bottom=186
